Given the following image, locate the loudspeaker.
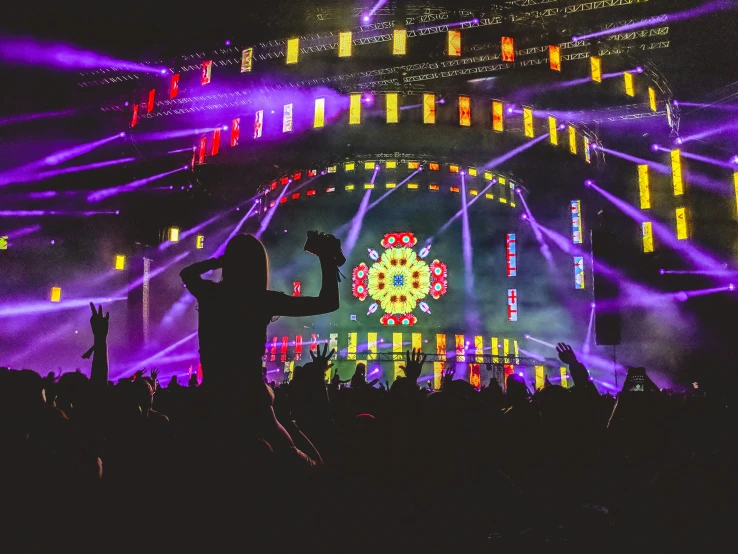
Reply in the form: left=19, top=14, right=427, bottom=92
left=591, top=226, right=621, bottom=346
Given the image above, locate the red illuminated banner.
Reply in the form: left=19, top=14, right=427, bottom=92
left=293, top=281, right=301, bottom=296
left=211, top=128, right=221, bottom=156
left=270, top=336, right=277, bottom=361
left=280, top=336, right=288, bottom=362
left=231, top=117, right=240, bottom=147
left=131, top=104, right=138, bottom=128
left=254, top=110, right=263, bottom=139
left=310, top=334, right=318, bottom=354
left=549, top=45, right=561, bottom=71
left=170, top=74, right=180, bottom=99
left=295, top=335, right=303, bottom=361
left=198, top=135, right=207, bottom=164
left=201, top=60, right=212, bottom=85
left=501, top=37, right=515, bottom=62
left=147, top=89, right=155, bottom=114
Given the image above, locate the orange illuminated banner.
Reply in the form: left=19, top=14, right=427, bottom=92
left=591, top=56, right=602, bottom=83
left=523, top=106, right=534, bottom=138
left=241, top=48, right=253, bottom=73
left=459, top=95, right=471, bottom=126
left=448, top=30, right=461, bottom=56
left=501, top=37, right=515, bottom=62
left=423, top=93, right=436, bottom=124
left=170, top=74, right=180, bottom=99
left=492, top=100, right=504, bottom=132
left=549, top=45, right=561, bottom=71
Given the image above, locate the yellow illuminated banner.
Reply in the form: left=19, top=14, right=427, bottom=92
left=624, top=72, right=635, bottom=97
left=314, top=98, right=325, bottom=128
left=523, top=106, right=534, bottom=138
left=671, top=149, right=684, bottom=196
left=474, top=336, right=483, bottom=364
left=492, top=100, right=504, bottom=132
left=560, top=367, right=568, bottom=388
left=455, top=334, right=465, bottom=362
left=435, top=335, right=445, bottom=390
left=412, top=333, right=422, bottom=353
left=347, top=332, right=357, bottom=360
left=286, top=38, right=299, bottom=64
left=393, top=29, right=407, bottom=55
left=548, top=116, right=558, bottom=145
left=676, top=207, right=688, bottom=240
left=349, top=93, right=361, bottom=125
left=115, top=254, right=125, bottom=270
left=448, top=30, right=461, bottom=56
left=368, top=332, right=377, bottom=361
left=734, top=172, right=738, bottom=216
left=339, top=31, right=352, bottom=57
left=491, top=337, right=499, bottom=363
left=568, top=126, right=577, bottom=154
left=240, top=48, right=253, bottom=73
left=459, top=95, right=471, bottom=127
left=364, top=161, right=375, bottom=170
left=386, top=92, right=398, bottom=123
left=503, top=339, right=510, bottom=358
left=423, top=93, right=436, bottom=124
left=393, top=332, right=403, bottom=380
left=549, top=45, right=561, bottom=71
left=649, top=87, right=657, bottom=112
left=638, top=164, right=650, bottom=209
left=590, top=56, right=602, bottom=83
left=535, top=366, right=545, bottom=390
left=642, top=221, right=654, bottom=253
left=50, top=286, right=62, bottom=303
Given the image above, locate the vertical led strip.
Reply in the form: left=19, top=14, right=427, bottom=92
left=676, top=207, right=688, bottom=240
left=448, top=30, right=461, bottom=56
left=347, top=332, right=357, bottom=360
left=211, top=128, right=221, bottom=155
left=590, top=56, right=602, bottom=82
left=386, top=93, right=399, bottom=123
left=583, top=137, right=592, bottom=163
left=624, top=72, right=635, bottom=96
left=142, top=258, right=151, bottom=345
left=286, top=38, right=299, bottom=64
left=638, top=164, right=651, bottom=209
left=349, top=93, right=361, bottom=125
left=560, top=367, right=568, bottom=388
left=506, top=233, right=517, bottom=277
left=367, top=332, right=377, bottom=361
left=435, top=334, right=446, bottom=389
left=574, top=256, right=585, bottom=289
left=548, top=116, right=558, bottom=145
left=253, top=110, right=263, bottom=139
left=523, top=106, right=534, bottom=138
left=734, top=172, right=738, bottom=216
left=648, top=87, right=657, bottom=112
left=549, top=45, right=561, bottom=71
left=642, top=222, right=654, bottom=252
left=231, top=117, right=240, bottom=147
left=671, top=149, right=684, bottom=196
left=492, top=100, right=504, bottom=132
left=295, top=335, right=303, bottom=360
left=470, top=336, right=483, bottom=387
left=339, top=31, right=352, bottom=57
left=393, top=29, right=407, bottom=55
left=313, top=98, right=325, bottom=128
left=501, top=37, right=515, bottom=62
left=571, top=200, right=583, bottom=244
left=280, top=336, right=288, bottom=363
left=241, top=48, right=253, bottom=73
left=423, top=93, right=436, bottom=124
left=458, top=95, right=471, bottom=127
left=568, top=126, right=577, bottom=154
left=535, top=366, right=545, bottom=390
left=507, top=290, right=518, bottom=322
left=412, top=333, right=422, bottom=357
left=455, top=334, right=465, bottom=362
left=491, top=337, right=500, bottom=363
left=282, top=103, right=293, bottom=133
left=393, top=332, right=403, bottom=380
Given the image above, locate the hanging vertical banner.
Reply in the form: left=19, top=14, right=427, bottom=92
left=347, top=332, right=357, bottom=360
left=568, top=125, right=577, bottom=154
left=648, top=87, right=657, bottom=112
left=455, top=334, right=465, bottom=362
left=280, top=336, right=288, bottom=363
left=549, top=45, right=561, bottom=71
left=507, top=289, right=518, bottom=322
left=535, top=366, right=545, bottom=390
left=286, top=38, right=299, bottom=64
left=523, top=106, right=534, bottom=138
left=201, top=60, right=212, bottom=85
left=642, top=222, right=654, bottom=252
left=638, top=165, right=651, bottom=209
left=339, top=31, right=352, bottom=57
left=624, top=71, right=635, bottom=96
left=349, top=93, right=361, bottom=125
left=435, top=334, right=446, bottom=389
left=560, top=367, right=569, bottom=388
left=368, top=332, right=377, bottom=361
left=492, top=100, right=504, bottom=132
left=314, top=98, right=325, bottom=128
left=295, top=335, right=303, bottom=361
left=548, top=116, right=558, bottom=145
left=198, top=135, right=207, bottom=164
left=734, top=172, right=738, bottom=216
left=393, top=29, right=407, bottom=55
left=147, top=89, right=155, bottom=113
left=283, top=103, right=293, bottom=133
left=590, top=56, right=602, bottom=83
left=254, top=110, right=263, bottom=139
left=501, top=37, right=515, bottom=62
left=584, top=136, right=592, bottom=163
left=506, top=233, right=517, bottom=277
left=448, top=30, right=461, bottom=56
left=671, top=149, right=684, bottom=196
left=231, top=117, right=240, bottom=147
left=423, top=93, right=436, bottom=124
left=574, top=256, right=585, bottom=289
left=292, top=281, right=301, bottom=296
left=270, top=337, right=278, bottom=362
left=458, top=95, right=471, bottom=126
left=211, top=128, right=221, bottom=156
left=386, top=92, right=399, bottom=123
left=241, top=48, right=253, bottom=73
left=571, top=200, right=583, bottom=244
left=310, top=333, right=318, bottom=354
left=170, top=74, right=180, bottom=99
left=675, top=207, right=688, bottom=240
left=393, top=332, right=403, bottom=380
left=131, top=104, right=139, bottom=128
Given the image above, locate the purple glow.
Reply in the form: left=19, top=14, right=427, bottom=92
left=460, top=174, right=476, bottom=298
left=679, top=121, right=738, bottom=143
left=0, top=107, right=78, bottom=127
left=1, top=157, right=135, bottom=187
left=483, top=133, right=548, bottom=169
left=582, top=304, right=595, bottom=355
left=0, top=209, right=117, bottom=217
left=661, top=269, right=737, bottom=276
left=676, top=101, right=738, bottom=111
left=0, top=35, right=168, bottom=74
left=112, top=251, right=191, bottom=297
left=598, top=145, right=670, bottom=174
left=675, top=149, right=736, bottom=170
left=517, top=193, right=555, bottom=268
left=225, top=40, right=231, bottom=46
left=133, top=127, right=216, bottom=142
left=0, top=295, right=127, bottom=319
left=127, top=332, right=198, bottom=374
left=432, top=180, right=496, bottom=238
left=167, top=147, right=195, bottom=154
left=2, top=224, right=41, bottom=240
left=677, top=284, right=735, bottom=301
left=43, top=133, right=123, bottom=166
left=87, top=167, right=187, bottom=202
left=363, top=15, right=370, bottom=23
left=584, top=179, right=594, bottom=187
left=365, top=168, right=422, bottom=211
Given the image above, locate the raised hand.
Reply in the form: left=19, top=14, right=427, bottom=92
left=150, top=368, right=160, bottom=389
left=442, top=364, right=455, bottom=389
left=309, top=343, right=335, bottom=374
left=132, top=369, right=146, bottom=381
left=89, top=302, right=109, bottom=340
left=556, top=343, right=578, bottom=365
left=399, top=348, right=427, bottom=382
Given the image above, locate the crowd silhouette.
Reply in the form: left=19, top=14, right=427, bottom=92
left=2, top=233, right=736, bottom=553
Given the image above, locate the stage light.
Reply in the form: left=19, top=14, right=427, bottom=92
left=548, top=116, right=558, bottom=145
left=448, top=30, right=461, bottom=56
left=651, top=143, right=660, bottom=152
left=659, top=268, right=665, bottom=275
left=393, top=29, right=407, bottom=55
left=731, top=156, right=738, bottom=165
left=345, top=184, right=355, bottom=191
left=327, top=165, right=336, bottom=173
left=169, top=227, right=180, bottom=243
left=111, top=254, right=126, bottom=271
left=286, top=38, right=299, bottom=64
left=408, top=161, right=419, bottom=169
left=423, top=93, right=436, bottom=124
left=468, top=189, right=477, bottom=195
left=730, top=284, right=735, bottom=291
left=642, top=222, right=654, bottom=253
left=584, top=180, right=593, bottom=187
left=485, top=193, right=494, bottom=199
left=407, top=183, right=418, bottom=189
left=195, top=235, right=205, bottom=249
left=241, top=48, right=253, bottom=73
left=449, top=164, right=459, bottom=173
left=349, top=93, right=361, bottom=124
left=364, top=183, right=374, bottom=189
left=648, top=87, right=657, bottom=112
left=568, top=126, right=577, bottom=154
left=339, top=31, right=352, bottom=57
left=450, top=186, right=460, bottom=193
left=364, top=161, right=375, bottom=170
left=484, top=171, right=493, bottom=180
left=671, top=150, right=684, bottom=196
left=345, top=162, right=355, bottom=171
left=675, top=137, right=684, bottom=145
left=458, top=95, right=471, bottom=126
left=468, top=167, right=477, bottom=176
left=49, top=286, right=62, bottom=303
left=501, top=37, right=515, bottom=62
left=386, top=160, right=397, bottom=169
left=385, top=183, right=396, bottom=189
left=523, top=106, right=534, bottom=138
left=676, top=207, right=688, bottom=240
left=636, top=66, right=644, bottom=73
left=571, top=200, right=583, bottom=244
left=590, top=56, right=602, bottom=83
left=428, top=162, right=440, bottom=171
left=386, top=92, right=399, bottom=123
left=638, top=165, right=651, bottom=209
left=291, top=193, right=300, bottom=199
left=363, top=15, right=370, bottom=23
left=472, top=18, right=479, bottom=24
left=572, top=35, right=579, bottom=42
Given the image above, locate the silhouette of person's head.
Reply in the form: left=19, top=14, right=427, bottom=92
left=222, top=234, right=269, bottom=290
left=355, top=363, right=366, bottom=377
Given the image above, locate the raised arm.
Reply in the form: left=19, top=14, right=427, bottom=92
left=89, top=303, right=109, bottom=389
left=180, top=257, right=222, bottom=298
left=271, top=256, right=340, bottom=317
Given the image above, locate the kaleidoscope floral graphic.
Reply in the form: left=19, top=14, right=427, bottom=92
left=352, top=232, right=448, bottom=326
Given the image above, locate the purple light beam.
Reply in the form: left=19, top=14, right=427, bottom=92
left=87, top=166, right=187, bottom=202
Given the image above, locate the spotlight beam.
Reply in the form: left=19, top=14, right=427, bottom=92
left=87, top=166, right=187, bottom=202
left=482, top=133, right=548, bottom=169
left=0, top=296, right=127, bottom=319
left=126, top=332, right=198, bottom=375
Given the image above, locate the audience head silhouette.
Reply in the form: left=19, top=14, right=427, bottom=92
left=222, top=233, right=269, bottom=289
